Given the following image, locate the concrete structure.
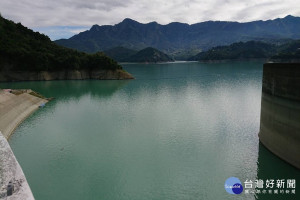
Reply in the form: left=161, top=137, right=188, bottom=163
left=259, top=63, right=300, bottom=169
left=0, top=89, right=47, bottom=199
left=0, top=90, right=48, bottom=139
left=0, top=133, right=34, bottom=200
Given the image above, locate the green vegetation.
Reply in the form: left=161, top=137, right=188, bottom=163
left=103, top=47, right=138, bottom=62
left=0, top=16, right=121, bottom=72
left=104, top=47, right=173, bottom=63
left=189, top=40, right=300, bottom=61
left=189, top=41, right=277, bottom=61
left=127, top=47, right=173, bottom=63
left=271, top=40, right=300, bottom=61
left=167, top=48, right=202, bottom=61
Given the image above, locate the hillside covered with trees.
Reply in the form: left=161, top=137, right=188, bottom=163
left=0, top=15, right=121, bottom=72
left=271, top=40, right=300, bottom=61
left=189, top=40, right=300, bottom=61
left=103, top=47, right=138, bottom=62
left=104, top=47, right=174, bottom=63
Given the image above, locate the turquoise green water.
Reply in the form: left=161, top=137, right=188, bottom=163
left=1, top=61, right=299, bottom=199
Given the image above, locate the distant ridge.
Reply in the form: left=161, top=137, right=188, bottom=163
left=55, top=15, right=300, bottom=59
left=189, top=41, right=277, bottom=61
left=103, top=47, right=137, bottom=62
left=189, top=40, right=300, bottom=61
left=104, top=47, right=174, bottom=63
left=126, top=47, right=174, bottom=63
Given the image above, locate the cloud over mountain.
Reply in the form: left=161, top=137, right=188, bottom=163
left=1, top=0, right=300, bottom=27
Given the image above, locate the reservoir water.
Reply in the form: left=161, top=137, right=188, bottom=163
left=1, top=61, right=299, bottom=199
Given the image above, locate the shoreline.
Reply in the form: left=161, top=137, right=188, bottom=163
left=0, top=89, right=48, bottom=199
left=197, top=58, right=268, bottom=63
left=0, top=69, right=134, bottom=82
left=0, top=90, right=48, bottom=139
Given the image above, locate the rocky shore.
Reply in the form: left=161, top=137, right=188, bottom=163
left=0, top=69, right=134, bottom=82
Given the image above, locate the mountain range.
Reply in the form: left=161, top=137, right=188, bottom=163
left=55, top=15, right=300, bottom=59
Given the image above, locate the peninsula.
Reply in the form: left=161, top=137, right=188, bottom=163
left=0, top=16, right=133, bottom=82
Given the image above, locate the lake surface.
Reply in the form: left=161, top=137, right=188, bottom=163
left=2, top=61, right=299, bottom=199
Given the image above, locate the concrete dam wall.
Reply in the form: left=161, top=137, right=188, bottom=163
left=259, top=63, right=300, bottom=169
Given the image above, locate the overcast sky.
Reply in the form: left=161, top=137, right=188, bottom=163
left=1, top=0, right=300, bottom=40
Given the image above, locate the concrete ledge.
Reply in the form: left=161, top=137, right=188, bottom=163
left=0, top=133, right=34, bottom=199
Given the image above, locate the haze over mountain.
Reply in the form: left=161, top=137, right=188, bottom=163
left=55, top=15, right=300, bottom=59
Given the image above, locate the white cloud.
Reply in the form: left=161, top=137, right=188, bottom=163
left=1, top=0, right=300, bottom=27
left=1, top=0, right=299, bottom=39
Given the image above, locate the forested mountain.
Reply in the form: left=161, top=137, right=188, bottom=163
left=103, top=47, right=138, bottom=62
left=0, top=15, right=120, bottom=72
left=55, top=15, right=300, bottom=58
left=189, top=40, right=300, bottom=61
left=104, top=47, right=173, bottom=62
left=189, top=41, right=277, bottom=61
left=271, top=40, right=300, bottom=61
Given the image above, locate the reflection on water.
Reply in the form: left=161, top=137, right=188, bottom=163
left=256, top=143, right=300, bottom=199
left=0, top=80, right=130, bottom=100
left=2, top=61, right=298, bottom=200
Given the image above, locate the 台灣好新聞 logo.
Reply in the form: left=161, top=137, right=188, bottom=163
left=225, top=177, right=243, bottom=194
